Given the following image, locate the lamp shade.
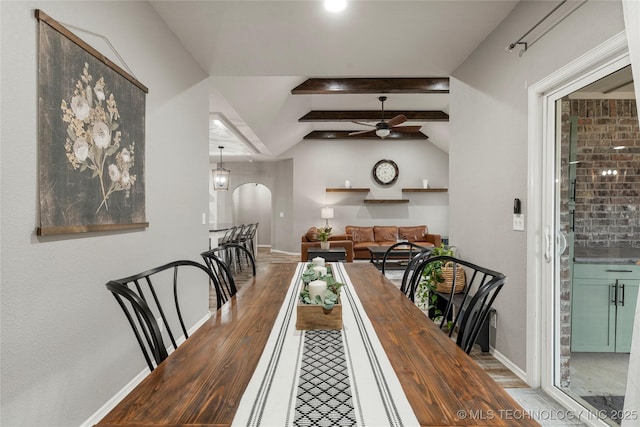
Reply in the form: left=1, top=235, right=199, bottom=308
left=212, top=168, right=230, bottom=191
left=321, top=207, right=334, bottom=220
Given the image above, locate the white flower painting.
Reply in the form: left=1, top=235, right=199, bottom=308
left=37, top=14, right=147, bottom=235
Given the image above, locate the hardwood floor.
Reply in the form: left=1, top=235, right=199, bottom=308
left=215, top=246, right=528, bottom=389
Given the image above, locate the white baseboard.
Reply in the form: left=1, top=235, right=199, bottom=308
left=269, top=248, right=299, bottom=256
left=79, top=311, right=212, bottom=427
left=491, top=347, right=529, bottom=384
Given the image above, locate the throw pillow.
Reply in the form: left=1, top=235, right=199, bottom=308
left=374, top=226, right=398, bottom=243
left=346, top=226, right=374, bottom=243
left=399, top=226, right=427, bottom=242
left=305, top=227, right=319, bottom=242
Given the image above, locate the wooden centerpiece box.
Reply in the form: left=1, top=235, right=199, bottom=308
left=295, top=261, right=343, bottom=330
left=296, top=297, right=342, bottom=330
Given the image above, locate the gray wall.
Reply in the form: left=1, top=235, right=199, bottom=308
left=284, top=139, right=449, bottom=252
left=212, top=159, right=293, bottom=249
left=1, top=1, right=209, bottom=425
left=232, top=184, right=272, bottom=246
left=450, top=0, right=625, bottom=369
left=213, top=143, right=449, bottom=255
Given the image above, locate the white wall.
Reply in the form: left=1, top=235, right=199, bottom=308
left=284, top=139, right=449, bottom=251
left=232, top=183, right=272, bottom=245
left=450, top=0, right=625, bottom=370
left=211, top=159, right=293, bottom=250
left=214, top=140, right=448, bottom=254
left=1, top=1, right=209, bottom=425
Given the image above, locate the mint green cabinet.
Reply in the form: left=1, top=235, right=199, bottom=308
left=571, top=264, right=640, bottom=353
left=617, top=283, right=640, bottom=351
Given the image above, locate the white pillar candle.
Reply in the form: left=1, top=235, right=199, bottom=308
left=313, top=265, right=327, bottom=278
left=312, top=256, right=325, bottom=266
left=422, top=179, right=429, bottom=189
left=308, top=280, right=327, bottom=302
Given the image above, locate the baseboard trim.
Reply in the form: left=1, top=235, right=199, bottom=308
left=491, top=347, right=528, bottom=384
left=270, top=248, right=299, bottom=256
left=80, top=311, right=212, bottom=427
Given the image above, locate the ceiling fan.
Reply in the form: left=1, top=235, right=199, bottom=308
left=348, top=96, right=422, bottom=138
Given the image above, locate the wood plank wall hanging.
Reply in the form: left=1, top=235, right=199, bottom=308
left=35, top=10, right=149, bottom=236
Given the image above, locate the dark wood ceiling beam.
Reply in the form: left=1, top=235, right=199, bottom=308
left=303, top=131, right=429, bottom=140
left=299, top=110, right=449, bottom=122
left=291, top=78, right=449, bottom=94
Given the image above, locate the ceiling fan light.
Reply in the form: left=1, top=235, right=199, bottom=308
left=376, top=128, right=391, bottom=138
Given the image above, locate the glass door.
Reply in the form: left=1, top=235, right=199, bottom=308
left=554, top=65, right=636, bottom=425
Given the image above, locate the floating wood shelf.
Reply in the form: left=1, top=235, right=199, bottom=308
left=363, top=199, right=410, bottom=204
left=326, top=188, right=370, bottom=193
left=401, top=188, right=448, bottom=193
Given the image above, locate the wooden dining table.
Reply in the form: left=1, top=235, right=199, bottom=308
left=97, top=262, right=539, bottom=427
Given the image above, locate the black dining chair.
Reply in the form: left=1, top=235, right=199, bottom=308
left=227, top=225, right=252, bottom=272
left=242, top=222, right=258, bottom=256
left=105, top=260, right=217, bottom=371
left=411, top=255, right=506, bottom=354
left=381, top=241, right=432, bottom=275
left=201, top=244, right=255, bottom=308
left=398, top=249, right=433, bottom=300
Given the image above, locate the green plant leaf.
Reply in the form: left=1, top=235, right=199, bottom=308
left=323, top=301, right=335, bottom=310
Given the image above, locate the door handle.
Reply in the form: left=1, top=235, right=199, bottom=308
left=611, top=281, right=618, bottom=306
left=557, top=231, right=567, bottom=256
left=606, top=269, right=633, bottom=273
left=544, top=226, right=551, bottom=263
left=620, top=283, right=625, bottom=306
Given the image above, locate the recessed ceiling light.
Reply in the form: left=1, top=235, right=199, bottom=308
left=324, top=0, right=346, bottom=12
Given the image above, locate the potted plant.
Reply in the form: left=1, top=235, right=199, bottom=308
left=415, top=244, right=457, bottom=322
left=316, top=226, right=332, bottom=249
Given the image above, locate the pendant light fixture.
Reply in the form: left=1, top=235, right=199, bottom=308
left=212, top=145, right=230, bottom=191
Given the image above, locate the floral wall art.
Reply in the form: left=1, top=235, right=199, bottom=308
left=36, top=10, right=148, bottom=236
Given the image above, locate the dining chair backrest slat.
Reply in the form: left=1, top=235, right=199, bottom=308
left=106, top=260, right=217, bottom=371
left=410, top=255, right=506, bottom=354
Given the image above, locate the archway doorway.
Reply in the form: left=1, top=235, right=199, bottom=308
left=232, top=183, right=271, bottom=247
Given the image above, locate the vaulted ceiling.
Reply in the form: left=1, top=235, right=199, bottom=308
left=150, top=1, right=521, bottom=161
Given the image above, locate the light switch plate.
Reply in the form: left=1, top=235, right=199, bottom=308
left=513, top=214, right=525, bottom=231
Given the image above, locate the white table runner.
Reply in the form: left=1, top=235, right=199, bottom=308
left=232, top=262, right=419, bottom=427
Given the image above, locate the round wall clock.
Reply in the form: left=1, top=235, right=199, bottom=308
left=372, top=159, right=399, bottom=186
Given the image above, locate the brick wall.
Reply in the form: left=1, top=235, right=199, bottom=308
left=571, top=99, right=639, bottom=248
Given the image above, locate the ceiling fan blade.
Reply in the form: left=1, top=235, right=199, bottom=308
left=386, top=114, right=407, bottom=127
left=348, top=129, right=376, bottom=136
left=391, top=125, right=422, bottom=133
left=352, top=121, right=377, bottom=128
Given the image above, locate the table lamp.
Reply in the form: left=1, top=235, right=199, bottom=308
left=321, top=207, right=334, bottom=227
